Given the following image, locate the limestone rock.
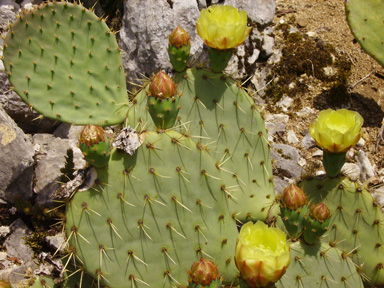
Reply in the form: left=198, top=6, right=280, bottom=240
left=0, top=105, right=34, bottom=203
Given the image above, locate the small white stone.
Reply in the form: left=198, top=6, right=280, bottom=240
left=296, top=107, right=315, bottom=117
left=341, top=163, right=361, bottom=181
left=264, top=113, right=289, bottom=123
left=298, top=158, right=306, bottom=167
left=356, top=150, right=375, bottom=181
left=279, top=19, right=285, bottom=24
left=0, top=251, right=7, bottom=261
left=0, top=226, right=10, bottom=238
left=276, top=96, right=293, bottom=112
left=306, top=31, right=317, bottom=37
left=312, top=149, right=323, bottom=157
left=287, top=130, right=299, bottom=144
left=356, top=137, right=365, bottom=147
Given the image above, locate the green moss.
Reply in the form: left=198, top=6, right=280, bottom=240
left=265, top=31, right=352, bottom=104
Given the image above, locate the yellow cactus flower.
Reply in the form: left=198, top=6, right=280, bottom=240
left=196, top=5, right=251, bottom=50
left=235, top=221, right=291, bottom=288
left=309, top=109, right=363, bottom=153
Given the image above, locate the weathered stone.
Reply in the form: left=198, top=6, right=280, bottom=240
left=0, top=0, right=19, bottom=30
left=33, top=134, right=76, bottom=205
left=0, top=73, right=59, bottom=134
left=120, top=0, right=276, bottom=85
left=271, top=144, right=304, bottom=180
left=301, top=133, right=316, bottom=149
left=45, top=232, right=66, bottom=253
left=4, top=219, right=33, bottom=263
left=341, top=162, right=361, bottom=181
left=0, top=105, right=34, bottom=203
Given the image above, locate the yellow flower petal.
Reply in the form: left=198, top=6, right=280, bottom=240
left=235, top=221, right=290, bottom=287
left=309, top=109, right=363, bottom=153
left=196, top=5, right=251, bottom=49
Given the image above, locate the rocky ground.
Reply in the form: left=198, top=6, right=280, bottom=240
left=0, top=0, right=383, bottom=287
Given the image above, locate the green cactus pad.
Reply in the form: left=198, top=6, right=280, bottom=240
left=3, top=2, right=128, bottom=125
left=66, top=130, right=239, bottom=287
left=277, top=241, right=364, bottom=288
left=127, top=68, right=276, bottom=223
left=79, top=140, right=111, bottom=168
left=300, top=176, right=384, bottom=286
left=346, top=0, right=384, bottom=67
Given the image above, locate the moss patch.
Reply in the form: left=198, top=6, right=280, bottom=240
left=265, top=31, right=352, bottom=104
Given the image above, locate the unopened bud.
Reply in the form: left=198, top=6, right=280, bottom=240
left=149, top=71, right=178, bottom=99
left=188, top=258, right=221, bottom=286
left=169, top=25, right=190, bottom=48
left=310, top=202, right=331, bottom=221
left=281, top=184, right=307, bottom=210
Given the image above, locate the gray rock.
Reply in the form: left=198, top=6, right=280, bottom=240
left=33, top=134, right=76, bottom=205
left=275, top=95, right=293, bottom=112
left=225, top=0, right=275, bottom=25
left=45, top=232, right=66, bottom=253
left=120, top=0, right=203, bottom=84
left=4, top=219, right=34, bottom=263
left=271, top=144, right=304, bottom=180
left=0, top=0, right=19, bottom=30
left=0, top=105, right=34, bottom=203
left=120, top=0, right=276, bottom=85
left=0, top=73, right=60, bottom=134
left=301, top=133, right=316, bottom=149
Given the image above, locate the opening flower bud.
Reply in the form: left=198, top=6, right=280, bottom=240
left=235, top=221, right=290, bottom=288
left=309, top=109, right=363, bottom=154
left=149, top=71, right=178, bottom=99
left=196, top=5, right=251, bottom=50
left=169, top=25, right=190, bottom=48
left=79, top=124, right=106, bottom=147
left=188, top=258, right=221, bottom=286
left=281, top=184, right=307, bottom=210
left=310, top=202, right=331, bottom=221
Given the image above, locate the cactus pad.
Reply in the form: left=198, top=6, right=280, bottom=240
left=66, top=130, right=239, bottom=287
left=300, top=176, right=384, bottom=286
left=2, top=2, right=128, bottom=125
left=127, top=68, right=276, bottom=223
left=277, top=241, right=364, bottom=288
left=346, top=0, right=384, bottom=67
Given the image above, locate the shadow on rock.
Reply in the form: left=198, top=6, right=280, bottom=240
left=313, top=90, right=384, bottom=127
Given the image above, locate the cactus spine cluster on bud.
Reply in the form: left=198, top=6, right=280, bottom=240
left=303, top=202, right=331, bottom=245
left=78, top=125, right=110, bottom=168
left=168, top=25, right=191, bottom=72
left=147, top=71, right=181, bottom=129
left=280, top=184, right=309, bottom=239
left=188, top=258, right=222, bottom=288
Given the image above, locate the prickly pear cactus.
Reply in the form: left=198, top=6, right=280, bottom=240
left=346, top=0, right=384, bottom=67
left=2, top=2, right=128, bottom=125
left=128, top=68, right=276, bottom=223
left=300, top=176, right=384, bottom=286
left=66, top=130, right=239, bottom=287
left=276, top=241, right=364, bottom=288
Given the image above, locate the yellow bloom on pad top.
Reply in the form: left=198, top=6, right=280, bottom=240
left=196, top=5, right=252, bottom=50
left=235, top=221, right=290, bottom=288
left=309, top=109, right=363, bottom=153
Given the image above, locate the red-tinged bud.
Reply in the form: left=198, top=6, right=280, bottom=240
left=169, top=25, right=190, bottom=48
left=188, top=258, right=220, bottom=286
left=310, top=203, right=331, bottom=221
left=79, top=125, right=106, bottom=147
left=149, top=71, right=178, bottom=99
left=281, top=184, right=307, bottom=210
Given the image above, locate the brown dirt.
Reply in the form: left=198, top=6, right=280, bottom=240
left=269, top=0, right=384, bottom=183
